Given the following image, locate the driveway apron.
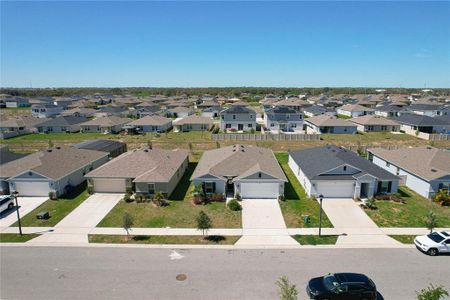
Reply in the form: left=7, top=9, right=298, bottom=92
left=0, top=197, right=48, bottom=230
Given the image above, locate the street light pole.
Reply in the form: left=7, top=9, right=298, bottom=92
left=12, top=191, right=22, bottom=236
left=318, top=194, right=323, bottom=237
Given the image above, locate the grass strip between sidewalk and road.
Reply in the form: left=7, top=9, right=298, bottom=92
left=292, top=235, right=339, bottom=245
left=88, top=234, right=241, bottom=245
left=0, top=233, right=39, bottom=243
left=389, top=235, right=416, bottom=244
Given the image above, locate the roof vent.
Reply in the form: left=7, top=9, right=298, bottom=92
left=427, top=146, right=432, bottom=150
left=144, top=149, right=149, bottom=152
left=56, top=146, right=61, bottom=150
left=431, top=169, right=437, bottom=172
left=47, top=149, right=52, bottom=152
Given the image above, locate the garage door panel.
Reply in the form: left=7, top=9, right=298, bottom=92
left=93, top=178, right=126, bottom=193
left=316, top=181, right=354, bottom=198
left=240, top=182, right=279, bottom=199
left=14, top=181, right=51, bottom=197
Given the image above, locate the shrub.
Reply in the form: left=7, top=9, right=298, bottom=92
left=433, top=190, right=450, bottom=206
left=196, top=211, right=212, bottom=236
left=227, top=199, right=242, bottom=211
left=276, top=276, right=298, bottom=300
left=250, top=128, right=255, bottom=134
left=416, top=283, right=448, bottom=300
left=48, top=191, right=57, bottom=200
left=125, top=187, right=133, bottom=195
left=425, top=210, right=438, bottom=233
left=364, top=198, right=377, bottom=209
left=87, top=186, right=94, bottom=195
left=152, top=191, right=168, bottom=207
left=235, top=193, right=242, bottom=201
left=135, top=195, right=143, bottom=203
left=278, top=194, right=285, bottom=202
left=123, top=194, right=133, bottom=203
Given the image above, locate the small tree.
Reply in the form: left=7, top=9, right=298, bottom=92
left=416, top=284, right=449, bottom=300
left=196, top=211, right=212, bottom=237
left=122, top=212, right=134, bottom=240
left=276, top=276, right=298, bottom=300
left=48, top=140, right=54, bottom=148
left=216, top=141, right=220, bottom=149
left=425, top=210, right=438, bottom=233
left=188, top=142, right=193, bottom=153
left=147, top=141, right=152, bottom=149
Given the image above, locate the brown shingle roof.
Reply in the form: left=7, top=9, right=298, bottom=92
left=173, top=115, right=213, bottom=126
left=306, top=115, right=356, bottom=127
left=127, top=115, right=172, bottom=126
left=85, top=148, right=188, bottom=183
left=338, top=104, right=374, bottom=112
left=349, top=115, right=400, bottom=126
left=368, top=146, right=450, bottom=181
left=80, top=116, right=131, bottom=126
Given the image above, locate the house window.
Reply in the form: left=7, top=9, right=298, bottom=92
left=378, top=181, right=391, bottom=193
left=381, top=125, right=387, bottom=131
left=226, top=123, right=231, bottom=128
left=367, top=126, right=374, bottom=131
left=343, top=166, right=347, bottom=171
left=386, top=162, right=390, bottom=167
left=233, top=115, right=236, bottom=120
left=248, top=124, right=252, bottom=128
left=221, top=115, right=224, bottom=120
left=292, top=123, right=297, bottom=128
left=250, top=115, right=253, bottom=119
left=148, top=183, right=155, bottom=195
left=205, top=182, right=215, bottom=193
left=270, top=123, right=274, bottom=127
left=258, top=172, right=262, bottom=178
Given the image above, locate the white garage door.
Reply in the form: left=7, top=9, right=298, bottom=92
left=92, top=178, right=126, bottom=193
left=240, top=182, right=279, bottom=199
left=316, top=181, right=355, bottom=198
left=14, top=181, right=51, bottom=197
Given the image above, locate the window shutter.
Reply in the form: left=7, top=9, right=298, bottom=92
left=388, top=181, right=392, bottom=193
left=212, top=182, right=216, bottom=192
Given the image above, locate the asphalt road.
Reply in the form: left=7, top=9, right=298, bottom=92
left=0, top=246, right=449, bottom=300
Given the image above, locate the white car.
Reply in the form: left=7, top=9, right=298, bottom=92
left=0, top=195, right=15, bottom=214
left=414, top=231, right=450, bottom=256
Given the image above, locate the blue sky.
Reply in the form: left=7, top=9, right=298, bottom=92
left=1, top=1, right=449, bottom=88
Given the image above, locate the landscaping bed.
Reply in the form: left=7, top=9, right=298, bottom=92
left=0, top=233, right=38, bottom=243
left=88, top=234, right=241, bottom=245
left=364, top=187, right=450, bottom=227
left=292, top=235, right=339, bottom=245
left=275, top=152, right=333, bottom=228
left=13, top=185, right=90, bottom=227
left=97, top=163, right=241, bottom=228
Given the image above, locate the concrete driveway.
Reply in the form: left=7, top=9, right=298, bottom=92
left=29, top=193, right=122, bottom=244
left=236, top=199, right=298, bottom=246
left=0, top=197, right=47, bottom=229
left=320, top=198, right=401, bottom=246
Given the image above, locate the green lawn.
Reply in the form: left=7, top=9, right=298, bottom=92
left=0, top=107, right=31, bottom=110
left=275, top=152, right=333, bottom=228
left=97, top=163, right=241, bottom=228
left=89, top=234, right=241, bottom=245
left=364, top=187, right=450, bottom=227
left=5, top=132, right=111, bottom=142
left=13, top=186, right=90, bottom=227
left=389, top=235, right=416, bottom=244
left=336, top=114, right=352, bottom=119
left=293, top=235, right=339, bottom=245
left=0, top=233, right=38, bottom=243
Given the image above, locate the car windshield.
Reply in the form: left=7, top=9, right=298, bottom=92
left=323, top=275, right=340, bottom=291
left=427, top=232, right=445, bottom=243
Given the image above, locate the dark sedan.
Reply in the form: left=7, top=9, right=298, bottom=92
left=306, top=272, right=377, bottom=300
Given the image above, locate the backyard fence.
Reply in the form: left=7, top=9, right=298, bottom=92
left=212, top=133, right=321, bottom=141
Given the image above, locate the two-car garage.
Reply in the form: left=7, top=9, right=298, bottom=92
left=238, top=181, right=282, bottom=199
left=314, top=181, right=355, bottom=198
left=90, top=178, right=127, bottom=193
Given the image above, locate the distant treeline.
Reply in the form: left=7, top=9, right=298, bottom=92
left=1, top=87, right=449, bottom=97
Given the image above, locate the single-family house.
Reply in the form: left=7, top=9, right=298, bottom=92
left=0, top=146, right=109, bottom=196
left=37, top=116, right=87, bottom=133
left=368, top=147, right=450, bottom=198
left=349, top=115, right=400, bottom=132
left=61, top=107, right=97, bottom=118
left=374, top=105, right=406, bottom=118
left=31, top=104, right=63, bottom=118
left=191, top=145, right=287, bottom=199
left=264, top=106, right=303, bottom=133
left=336, top=104, right=375, bottom=117
left=125, top=115, right=172, bottom=133
left=393, top=114, right=450, bottom=135
left=73, top=139, right=127, bottom=158
left=303, top=105, right=337, bottom=118
left=220, top=105, right=256, bottom=132
left=273, top=98, right=310, bottom=112
left=94, top=106, right=129, bottom=118
left=0, top=116, right=48, bottom=139
left=5, top=96, right=29, bottom=108
left=85, top=148, right=188, bottom=196
left=407, top=104, right=448, bottom=117
left=288, top=145, right=399, bottom=198
left=173, top=115, right=213, bottom=132
left=167, top=106, right=194, bottom=118
left=201, top=106, right=221, bottom=118
left=304, top=115, right=357, bottom=134
left=80, top=116, right=131, bottom=134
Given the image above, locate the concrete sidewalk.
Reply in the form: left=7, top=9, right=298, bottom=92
left=0, top=197, right=47, bottom=229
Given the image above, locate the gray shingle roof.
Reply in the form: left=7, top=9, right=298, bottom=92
left=289, top=145, right=398, bottom=181
left=393, top=114, right=450, bottom=126
left=220, top=105, right=256, bottom=115
left=36, top=116, right=88, bottom=127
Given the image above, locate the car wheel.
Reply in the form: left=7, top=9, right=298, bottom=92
left=8, top=203, right=14, bottom=210
left=427, top=248, right=438, bottom=256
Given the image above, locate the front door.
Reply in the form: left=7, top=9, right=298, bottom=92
left=360, top=183, right=369, bottom=198
left=226, top=180, right=234, bottom=197
left=238, top=124, right=244, bottom=131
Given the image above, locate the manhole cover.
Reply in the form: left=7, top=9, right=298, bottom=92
left=176, top=274, right=187, bottom=281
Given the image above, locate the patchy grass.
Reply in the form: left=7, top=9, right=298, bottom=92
left=275, top=152, right=333, bottom=228
left=293, top=235, right=339, bottom=245
left=389, top=235, right=416, bottom=244
left=13, top=185, right=90, bottom=227
left=89, top=234, right=241, bottom=245
left=5, top=132, right=110, bottom=142
left=364, top=187, right=450, bottom=227
left=97, top=163, right=241, bottom=228
left=0, top=233, right=39, bottom=243
left=321, top=132, right=418, bottom=143
left=336, top=114, right=352, bottom=119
